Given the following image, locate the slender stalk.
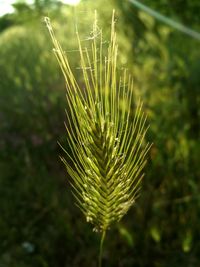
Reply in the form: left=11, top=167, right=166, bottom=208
left=99, top=230, right=106, bottom=267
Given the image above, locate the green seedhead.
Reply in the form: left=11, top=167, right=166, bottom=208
left=45, top=11, right=150, bottom=265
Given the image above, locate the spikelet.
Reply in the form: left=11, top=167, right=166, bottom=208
left=45, top=11, right=150, bottom=233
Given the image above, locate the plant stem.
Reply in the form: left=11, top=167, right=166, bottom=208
left=99, top=230, right=106, bottom=267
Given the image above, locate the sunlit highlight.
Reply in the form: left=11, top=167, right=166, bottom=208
left=61, top=0, right=81, bottom=6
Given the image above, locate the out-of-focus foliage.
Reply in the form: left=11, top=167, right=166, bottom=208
left=0, top=24, right=63, bottom=139
left=0, top=0, right=200, bottom=266
left=140, top=0, right=200, bottom=28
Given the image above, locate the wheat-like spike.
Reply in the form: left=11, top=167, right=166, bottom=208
left=44, top=11, right=151, bottom=234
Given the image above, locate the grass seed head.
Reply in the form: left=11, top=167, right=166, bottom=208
left=45, top=11, right=151, bottom=232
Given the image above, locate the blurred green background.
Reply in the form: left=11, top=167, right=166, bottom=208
left=0, top=0, right=200, bottom=266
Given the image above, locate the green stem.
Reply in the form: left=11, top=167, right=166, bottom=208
left=98, top=230, right=106, bottom=267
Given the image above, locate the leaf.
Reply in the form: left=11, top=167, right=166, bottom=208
left=182, top=231, right=192, bottom=253
left=150, top=226, right=161, bottom=243
left=118, top=225, right=134, bottom=247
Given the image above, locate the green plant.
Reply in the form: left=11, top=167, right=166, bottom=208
left=45, top=11, right=150, bottom=266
